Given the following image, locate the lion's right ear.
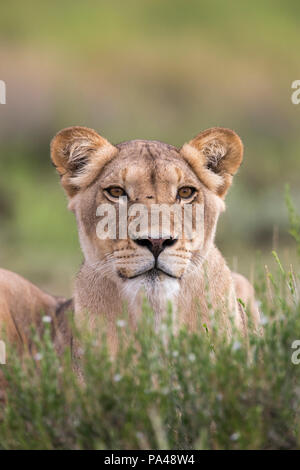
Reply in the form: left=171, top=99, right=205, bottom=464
left=50, top=126, right=118, bottom=198
left=180, top=127, right=243, bottom=198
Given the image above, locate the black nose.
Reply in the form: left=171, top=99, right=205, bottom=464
left=134, top=237, right=177, bottom=258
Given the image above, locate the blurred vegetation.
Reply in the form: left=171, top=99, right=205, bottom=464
left=0, top=0, right=299, bottom=295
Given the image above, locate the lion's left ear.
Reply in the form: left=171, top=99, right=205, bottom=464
left=180, top=127, right=243, bottom=198
left=51, top=126, right=118, bottom=198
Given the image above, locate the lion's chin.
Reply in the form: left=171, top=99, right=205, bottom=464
left=120, top=268, right=180, bottom=312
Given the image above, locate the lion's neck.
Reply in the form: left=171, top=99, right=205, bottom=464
left=121, top=275, right=180, bottom=330
left=74, top=263, right=180, bottom=329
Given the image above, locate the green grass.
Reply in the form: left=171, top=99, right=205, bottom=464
left=0, top=197, right=300, bottom=450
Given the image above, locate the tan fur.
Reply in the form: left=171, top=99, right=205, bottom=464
left=0, top=269, right=68, bottom=354
left=51, top=126, right=260, bottom=355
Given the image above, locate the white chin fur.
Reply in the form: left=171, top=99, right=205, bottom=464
left=121, top=275, right=180, bottom=322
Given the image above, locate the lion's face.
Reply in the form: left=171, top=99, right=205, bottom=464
left=70, top=140, right=224, bottom=284
left=51, top=126, right=243, bottom=292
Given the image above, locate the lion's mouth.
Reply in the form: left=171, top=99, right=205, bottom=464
left=145, top=268, right=179, bottom=280
left=118, top=267, right=179, bottom=281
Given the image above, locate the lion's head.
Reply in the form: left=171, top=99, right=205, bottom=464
left=51, top=126, right=243, bottom=299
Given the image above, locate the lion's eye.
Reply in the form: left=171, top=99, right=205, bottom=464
left=106, top=187, right=126, bottom=198
left=177, top=187, right=196, bottom=199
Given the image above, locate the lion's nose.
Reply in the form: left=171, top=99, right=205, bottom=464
left=134, top=237, right=177, bottom=258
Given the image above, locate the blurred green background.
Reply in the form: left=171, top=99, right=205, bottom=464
left=0, top=0, right=299, bottom=297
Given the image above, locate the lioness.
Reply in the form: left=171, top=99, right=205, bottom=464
left=50, top=126, right=260, bottom=352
